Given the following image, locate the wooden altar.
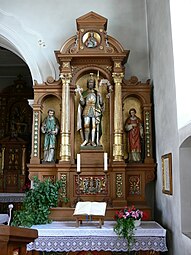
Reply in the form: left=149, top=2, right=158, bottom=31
left=0, top=76, right=33, bottom=195
left=28, top=11, right=156, bottom=219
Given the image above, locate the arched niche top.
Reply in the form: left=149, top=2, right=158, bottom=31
left=180, top=136, right=191, bottom=148
left=39, top=94, right=61, bottom=125
left=70, top=65, right=112, bottom=86
left=123, top=93, right=146, bottom=106
left=32, top=79, right=62, bottom=107
left=37, top=93, right=61, bottom=106
left=123, top=96, right=143, bottom=120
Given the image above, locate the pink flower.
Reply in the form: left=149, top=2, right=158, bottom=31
left=114, top=205, right=143, bottom=221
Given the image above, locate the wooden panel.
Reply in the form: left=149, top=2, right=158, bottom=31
left=0, top=225, right=37, bottom=255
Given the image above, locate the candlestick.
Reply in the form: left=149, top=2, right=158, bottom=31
left=104, top=152, right=108, bottom=171
left=77, top=154, right=81, bottom=173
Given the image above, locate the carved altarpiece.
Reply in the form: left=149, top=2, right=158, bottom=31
left=28, top=12, right=155, bottom=220
left=0, top=76, right=33, bottom=194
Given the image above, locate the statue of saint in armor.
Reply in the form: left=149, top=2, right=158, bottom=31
left=77, top=76, right=104, bottom=147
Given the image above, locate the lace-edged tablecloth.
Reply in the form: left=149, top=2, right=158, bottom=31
left=27, top=221, right=168, bottom=252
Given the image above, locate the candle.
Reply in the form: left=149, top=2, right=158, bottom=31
left=30, top=180, right=34, bottom=189
left=104, top=152, right=108, bottom=171
left=77, top=154, right=81, bottom=173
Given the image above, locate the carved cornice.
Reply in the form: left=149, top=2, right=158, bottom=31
left=124, top=76, right=151, bottom=86
left=71, top=64, right=112, bottom=83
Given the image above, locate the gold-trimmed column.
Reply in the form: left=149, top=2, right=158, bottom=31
left=112, top=72, right=124, bottom=161
left=143, top=108, right=154, bottom=163
left=60, top=73, right=72, bottom=161
left=30, top=107, right=42, bottom=164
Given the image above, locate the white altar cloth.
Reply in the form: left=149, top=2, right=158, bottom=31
left=0, top=214, right=9, bottom=224
left=27, top=221, right=168, bottom=252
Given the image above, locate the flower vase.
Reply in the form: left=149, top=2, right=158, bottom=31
left=134, top=219, right=141, bottom=228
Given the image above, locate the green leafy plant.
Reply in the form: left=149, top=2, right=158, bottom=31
left=114, top=205, right=143, bottom=253
left=11, top=176, right=62, bottom=227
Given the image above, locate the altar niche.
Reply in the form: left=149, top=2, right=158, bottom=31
left=28, top=11, right=156, bottom=221
left=74, top=73, right=110, bottom=152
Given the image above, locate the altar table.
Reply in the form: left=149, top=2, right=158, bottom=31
left=27, top=221, right=167, bottom=253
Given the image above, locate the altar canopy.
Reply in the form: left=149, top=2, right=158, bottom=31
left=27, top=221, right=167, bottom=253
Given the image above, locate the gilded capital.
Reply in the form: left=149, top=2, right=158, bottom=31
left=60, top=73, right=72, bottom=85
left=112, top=73, right=124, bottom=84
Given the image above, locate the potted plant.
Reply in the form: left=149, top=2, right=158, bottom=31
left=11, top=176, right=62, bottom=227
left=113, top=205, right=143, bottom=253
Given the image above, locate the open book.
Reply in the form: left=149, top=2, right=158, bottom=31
left=73, top=202, right=107, bottom=216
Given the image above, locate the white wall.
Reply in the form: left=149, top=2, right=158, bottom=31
left=146, top=0, right=191, bottom=254
left=170, top=0, right=191, bottom=129
left=0, top=0, right=149, bottom=84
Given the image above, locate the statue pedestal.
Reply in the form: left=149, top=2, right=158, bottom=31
left=80, top=146, right=105, bottom=167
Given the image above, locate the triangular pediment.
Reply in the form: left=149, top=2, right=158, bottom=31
left=76, top=11, right=107, bottom=30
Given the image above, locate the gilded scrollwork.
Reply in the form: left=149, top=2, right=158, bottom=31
left=128, top=175, right=141, bottom=195
left=145, top=111, right=151, bottom=158
left=116, top=174, right=123, bottom=198
left=145, top=171, right=155, bottom=183
left=75, top=175, right=107, bottom=195
left=60, top=174, right=67, bottom=197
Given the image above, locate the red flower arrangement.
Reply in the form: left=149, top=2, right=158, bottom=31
left=114, top=205, right=143, bottom=221
left=114, top=205, right=144, bottom=252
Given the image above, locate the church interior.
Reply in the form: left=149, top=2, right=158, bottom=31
left=0, top=1, right=191, bottom=255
